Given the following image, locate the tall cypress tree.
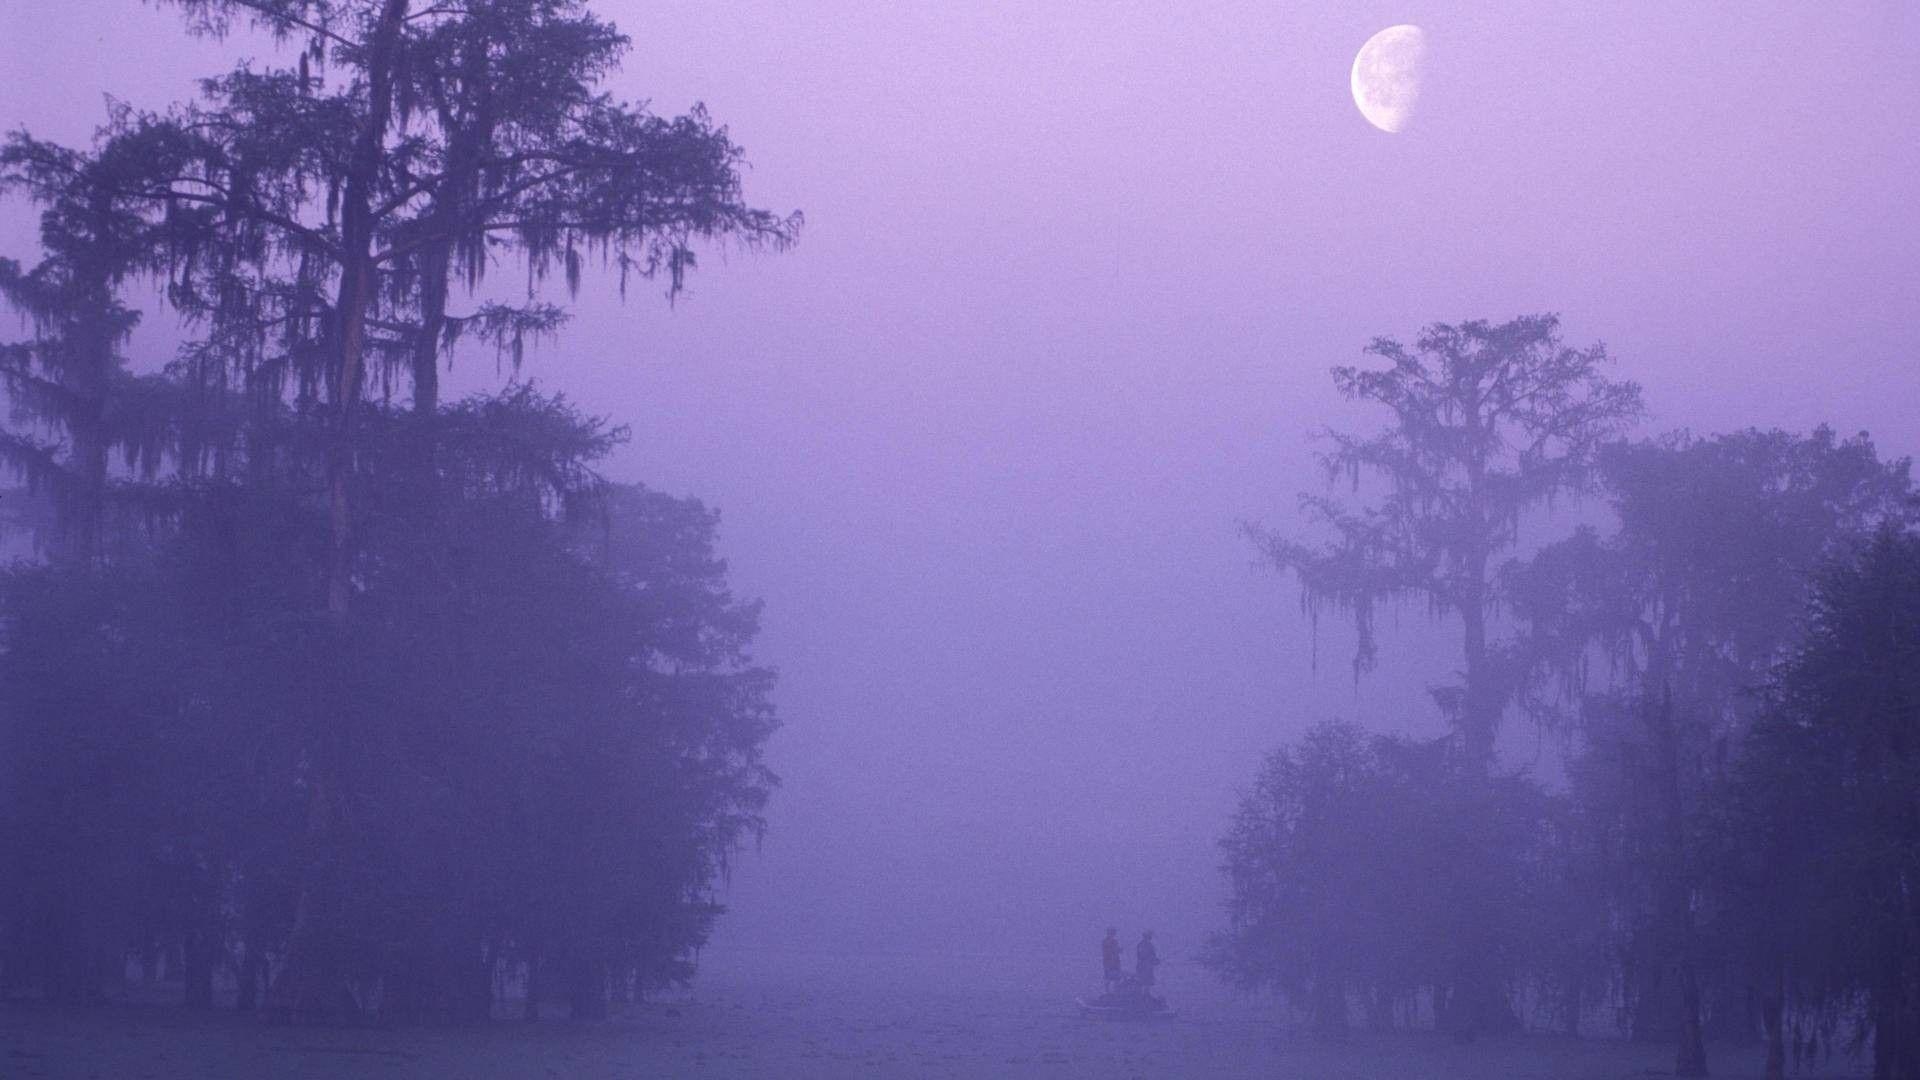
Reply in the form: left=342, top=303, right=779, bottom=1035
left=1510, top=428, right=1914, bottom=1075
left=4, top=0, right=798, bottom=1016
left=1247, top=314, right=1642, bottom=1038
left=0, top=141, right=166, bottom=563
left=1249, top=314, right=1642, bottom=768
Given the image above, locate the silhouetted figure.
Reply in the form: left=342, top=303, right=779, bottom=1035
left=1135, top=930, right=1159, bottom=987
left=1101, top=928, right=1122, bottom=988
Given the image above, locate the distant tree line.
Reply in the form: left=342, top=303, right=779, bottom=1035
left=0, top=0, right=794, bottom=1021
left=1218, top=315, right=1920, bottom=1080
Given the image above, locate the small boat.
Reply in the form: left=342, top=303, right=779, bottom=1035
left=1076, top=988, right=1175, bottom=1020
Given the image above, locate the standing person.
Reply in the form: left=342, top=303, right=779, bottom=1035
left=1101, top=928, right=1123, bottom=989
left=1135, top=930, right=1160, bottom=989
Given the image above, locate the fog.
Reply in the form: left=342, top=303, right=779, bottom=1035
left=2, top=2, right=1918, bottom=1075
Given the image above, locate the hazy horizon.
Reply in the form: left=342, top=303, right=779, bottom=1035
left=4, top=0, right=1916, bottom=962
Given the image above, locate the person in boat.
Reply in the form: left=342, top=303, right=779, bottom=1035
left=1135, top=930, right=1160, bottom=989
left=1101, top=928, right=1123, bottom=989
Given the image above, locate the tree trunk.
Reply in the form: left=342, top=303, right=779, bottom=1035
left=411, top=23, right=496, bottom=417
left=611, top=966, right=631, bottom=1006
left=567, top=956, right=608, bottom=1021
left=1440, top=983, right=1477, bottom=1044
left=411, top=240, right=448, bottom=416
left=236, top=942, right=262, bottom=1014
left=47, top=910, right=94, bottom=1006
left=325, top=246, right=374, bottom=615
left=1628, top=950, right=1676, bottom=1041
left=324, top=0, right=409, bottom=616
left=1675, top=963, right=1707, bottom=1076
left=1703, top=981, right=1756, bottom=1044
left=273, top=0, right=410, bottom=1024
left=1875, top=994, right=1894, bottom=1080
left=1457, top=573, right=1498, bottom=768
left=382, top=965, right=420, bottom=1024
left=65, top=423, right=107, bottom=565
left=1761, top=977, right=1784, bottom=1080
left=1874, top=982, right=1920, bottom=1080
left=267, top=774, right=333, bottom=1021
left=183, top=927, right=216, bottom=1010
left=1364, top=985, right=1391, bottom=1032
left=54, top=210, right=118, bottom=567
left=443, top=948, right=495, bottom=1025
left=1652, top=683, right=1708, bottom=1077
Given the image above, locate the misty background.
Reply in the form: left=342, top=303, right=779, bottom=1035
left=3, top=0, right=1916, bottom=962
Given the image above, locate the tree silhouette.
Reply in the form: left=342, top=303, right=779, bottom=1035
left=0, top=1, right=795, bottom=1019
left=1250, top=314, right=1642, bottom=766
left=1731, top=527, right=1920, bottom=1080
left=0, top=140, right=171, bottom=563
left=1509, top=428, right=1913, bottom=1075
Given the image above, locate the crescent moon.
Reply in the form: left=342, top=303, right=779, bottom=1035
left=1351, top=24, right=1428, bottom=133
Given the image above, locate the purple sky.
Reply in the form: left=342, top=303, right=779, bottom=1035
left=4, top=2, right=1917, bottom=957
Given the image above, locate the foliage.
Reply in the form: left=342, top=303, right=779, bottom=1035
left=1237, top=315, right=1642, bottom=1045
left=1232, top=352, right=1914, bottom=1066
left=0, top=0, right=792, bottom=1021
left=0, top=390, right=777, bottom=1018
left=0, top=137, right=181, bottom=561
left=1506, top=428, right=1914, bottom=1068
left=1724, top=527, right=1920, bottom=1080
left=1212, top=721, right=1554, bottom=1036
left=2, top=0, right=802, bottom=631
left=7, top=0, right=801, bottom=412
left=1249, top=314, right=1643, bottom=763
left=1511, top=427, right=1914, bottom=718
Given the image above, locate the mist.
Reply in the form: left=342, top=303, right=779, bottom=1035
left=1, top=3, right=1917, bottom=1078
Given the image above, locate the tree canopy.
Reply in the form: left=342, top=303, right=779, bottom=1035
left=1230, top=319, right=1915, bottom=1071
left=0, top=0, right=790, bottom=1023
left=1727, top=526, right=1920, bottom=1080
left=1250, top=313, right=1643, bottom=764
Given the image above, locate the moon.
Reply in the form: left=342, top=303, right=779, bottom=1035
left=1351, top=24, right=1428, bottom=133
